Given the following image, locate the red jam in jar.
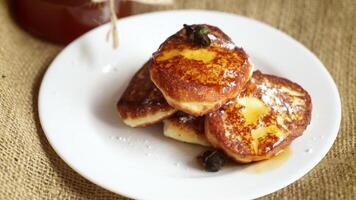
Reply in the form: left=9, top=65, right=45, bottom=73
left=11, top=0, right=132, bottom=44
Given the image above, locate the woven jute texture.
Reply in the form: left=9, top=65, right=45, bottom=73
left=0, top=0, right=355, bottom=199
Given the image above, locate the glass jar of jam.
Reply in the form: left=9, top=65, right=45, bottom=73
left=11, top=0, right=132, bottom=44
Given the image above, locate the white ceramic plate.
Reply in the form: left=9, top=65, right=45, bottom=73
left=39, top=10, right=341, bottom=200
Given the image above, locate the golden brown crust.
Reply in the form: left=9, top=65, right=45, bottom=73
left=205, top=70, right=312, bottom=162
left=150, top=24, right=252, bottom=116
left=117, top=60, right=177, bottom=127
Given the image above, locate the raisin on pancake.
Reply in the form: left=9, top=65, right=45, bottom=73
left=117, top=60, right=177, bottom=127
left=205, top=70, right=312, bottom=163
left=150, top=24, right=253, bottom=116
left=163, top=112, right=210, bottom=146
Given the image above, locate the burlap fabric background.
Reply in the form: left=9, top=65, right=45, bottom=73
left=0, top=0, right=355, bottom=199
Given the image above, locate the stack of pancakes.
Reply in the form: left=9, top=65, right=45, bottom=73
left=117, top=24, right=312, bottom=163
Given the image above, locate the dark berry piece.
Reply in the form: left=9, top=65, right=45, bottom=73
left=198, top=150, right=226, bottom=172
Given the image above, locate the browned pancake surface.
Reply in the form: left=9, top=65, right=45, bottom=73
left=150, top=24, right=252, bottom=116
left=117, top=60, right=177, bottom=127
left=205, top=71, right=312, bottom=162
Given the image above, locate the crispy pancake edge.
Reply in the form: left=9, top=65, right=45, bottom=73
left=163, top=117, right=211, bottom=146
left=122, top=109, right=177, bottom=128
left=117, top=61, right=177, bottom=127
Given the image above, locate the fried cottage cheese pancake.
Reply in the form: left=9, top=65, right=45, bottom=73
left=150, top=24, right=252, bottom=116
left=117, top=61, right=177, bottom=127
left=163, top=112, right=210, bottom=146
left=205, top=71, right=312, bottom=163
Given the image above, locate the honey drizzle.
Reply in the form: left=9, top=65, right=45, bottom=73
left=244, top=147, right=292, bottom=173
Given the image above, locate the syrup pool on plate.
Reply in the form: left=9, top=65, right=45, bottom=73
left=243, top=147, right=292, bottom=173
